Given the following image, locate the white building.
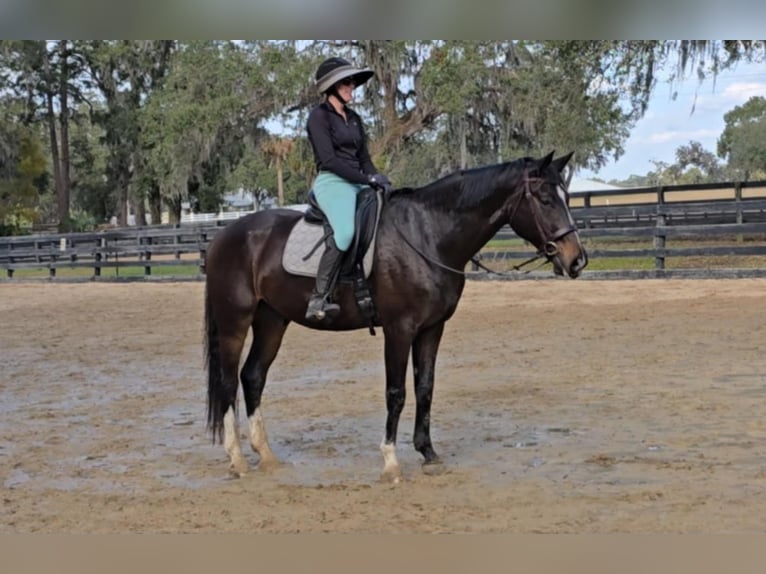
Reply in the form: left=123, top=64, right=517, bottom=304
left=568, top=178, right=624, bottom=194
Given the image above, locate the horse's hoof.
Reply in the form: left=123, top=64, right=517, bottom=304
left=257, top=457, right=280, bottom=472
left=422, top=458, right=446, bottom=476
left=380, top=467, right=403, bottom=484
left=228, top=460, right=249, bottom=478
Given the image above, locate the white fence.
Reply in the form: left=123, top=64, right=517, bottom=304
left=180, top=210, right=255, bottom=224
left=180, top=205, right=309, bottom=224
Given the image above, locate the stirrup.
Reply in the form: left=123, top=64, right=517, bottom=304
left=305, top=297, right=340, bottom=321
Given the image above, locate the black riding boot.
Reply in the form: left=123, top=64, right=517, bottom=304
left=305, top=237, right=344, bottom=322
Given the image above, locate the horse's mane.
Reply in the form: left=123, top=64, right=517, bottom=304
left=399, top=157, right=533, bottom=211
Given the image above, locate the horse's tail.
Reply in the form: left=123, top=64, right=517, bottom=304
left=204, top=286, right=225, bottom=444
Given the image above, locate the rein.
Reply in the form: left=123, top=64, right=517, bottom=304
left=393, top=225, right=548, bottom=277
left=393, top=169, right=577, bottom=277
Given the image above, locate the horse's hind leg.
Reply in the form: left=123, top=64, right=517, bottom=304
left=241, top=303, right=289, bottom=471
left=219, top=329, right=251, bottom=478
left=205, top=280, right=253, bottom=477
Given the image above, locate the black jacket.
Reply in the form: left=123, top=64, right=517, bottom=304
left=306, top=101, right=377, bottom=185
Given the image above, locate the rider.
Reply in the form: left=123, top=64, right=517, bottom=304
left=304, top=56, right=393, bottom=322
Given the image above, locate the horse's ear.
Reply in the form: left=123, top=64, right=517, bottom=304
left=537, top=150, right=555, bottom=171
left=552, top=151, right=575, bottom=173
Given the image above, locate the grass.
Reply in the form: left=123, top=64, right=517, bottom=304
left=5, top=235, right=766, bottom=279
left=479, top=236, right=766, bottom=272
left=5, top=264, right=202, bottom=280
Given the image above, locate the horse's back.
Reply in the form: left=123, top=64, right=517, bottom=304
left=209, top=209, right=300, bottom=256
left=206, top=209, right=302, bottom=295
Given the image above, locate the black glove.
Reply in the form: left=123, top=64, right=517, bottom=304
left=368, top=173, right=393, bottom=196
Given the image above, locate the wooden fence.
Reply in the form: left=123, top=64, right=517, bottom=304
left=571, top=179, right=766, bottom=228
left=478, top=219, right=766, bottom=280
left=0, top=224, right=222, bottom=280
left=4, top=179, right=766, bottom=282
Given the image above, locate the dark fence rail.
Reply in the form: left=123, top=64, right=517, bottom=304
left=482, top=220, right=766, bottom=280
left=4, top=179, right=766, bottom=281
left=0, top=224, right=221, bottom=280
left=572, top=178, right=766, bottom=206
left=571, top=178, right=766, bottom=228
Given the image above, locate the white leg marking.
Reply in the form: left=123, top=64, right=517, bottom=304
left=380, top=440, right=402, bottom=483
left=248, top=407, right=278, bottom=468
left=224, top=406, right=248, bottom=476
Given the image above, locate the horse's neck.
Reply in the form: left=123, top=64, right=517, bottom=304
left=444, top=204, right=510, bottom=264
left=407, top=168, right=519, bottom=266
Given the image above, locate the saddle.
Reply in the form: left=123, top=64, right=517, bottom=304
left=282, top=187, right=383, bottom=331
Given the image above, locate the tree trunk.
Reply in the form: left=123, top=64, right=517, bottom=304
left=460, top=118, right=468, bottom=169
left=135, top=197, right=147, bottom=226
left=41, top=47, right=64, bottom=230
left=58, top=41, right=71, bottom=226
left=117, top=163, right=130, bottom=226
left=148, top=182, right=162, bottom=225
left=46, top=93, right=64, bottom=229
left=166, top=194, right=181, bottom=224
left=276, top=156, right=284, bottom=207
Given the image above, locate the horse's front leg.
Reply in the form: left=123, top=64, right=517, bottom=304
left=380, top=327, right=414, bottom=483
left=412, top=321, right=445, bottom=468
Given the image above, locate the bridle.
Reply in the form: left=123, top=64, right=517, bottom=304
left=506, top=169, right=578, bottom=261
left=394, top=168, right=579, bottom=276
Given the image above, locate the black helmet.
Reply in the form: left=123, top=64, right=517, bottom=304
left=315, top=57, right=374, bottom=94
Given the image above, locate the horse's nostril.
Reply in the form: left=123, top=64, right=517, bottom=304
left=571, top=252, right=588, bottom=276
left=566, top=253, right=584, bottom=277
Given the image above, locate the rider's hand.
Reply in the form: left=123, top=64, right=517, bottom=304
left=368, top=173, right=393, bottom=196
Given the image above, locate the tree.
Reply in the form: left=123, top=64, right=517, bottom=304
left=261, top=137, right=295, bottom=206
left=292, top=40, right=764, bottom=184
left=717, top=96, right=766, bottom=180
left=141, top=41, right=310, bottom=222
left=0, top=40, right=89, bottom=231
left=674, top=140, right=726, bottom=183
left=2, top=40, right=765, bottom=233
left=80, top=40, right=175, bottom=225
left=68, top=105, right=112, bottom=223
left=0, top=119, right=48, bottom=234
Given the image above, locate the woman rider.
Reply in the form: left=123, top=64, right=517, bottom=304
left=304, top=56, right=393, bottom=322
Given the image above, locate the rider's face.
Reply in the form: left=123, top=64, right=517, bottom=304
left=336, top=78, right=356, bottom=102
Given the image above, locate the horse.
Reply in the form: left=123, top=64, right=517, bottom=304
left=203, top=151, right=588, bottom=482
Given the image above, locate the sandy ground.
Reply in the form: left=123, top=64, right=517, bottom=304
left=2, top=278, right=766, bottom=533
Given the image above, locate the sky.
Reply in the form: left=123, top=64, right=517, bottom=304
left=579, top=60, right=766, bottom=183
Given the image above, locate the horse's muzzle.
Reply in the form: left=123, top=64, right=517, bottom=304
left=552, top=245, right=588, bottom=278
left=567, top=249, right=588, bottom=278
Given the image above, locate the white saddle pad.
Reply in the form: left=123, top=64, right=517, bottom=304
left=282, top=202, right=381, bottom=279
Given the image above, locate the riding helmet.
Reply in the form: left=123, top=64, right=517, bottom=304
left=315, top=57, right=374, bottom=94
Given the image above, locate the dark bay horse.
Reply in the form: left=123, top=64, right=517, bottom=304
left=204, top=151, right=587, bottom=482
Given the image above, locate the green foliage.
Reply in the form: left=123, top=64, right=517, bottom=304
left=2, top=40, right=766, bottom=228
left=68, top=110, right=113, bottom=222
left=610, top=139, right=730, bottom=187
left=673, top=141, right=727, bottom=182
left=226, top=135, right=317, bottom=206
left=0, top=125, right=47, bottom=235
left=140, top=41, right=313, bottom=217
left=717, top=96, right=766, bottom=180
left=59, top=208, right=97, bottom=232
